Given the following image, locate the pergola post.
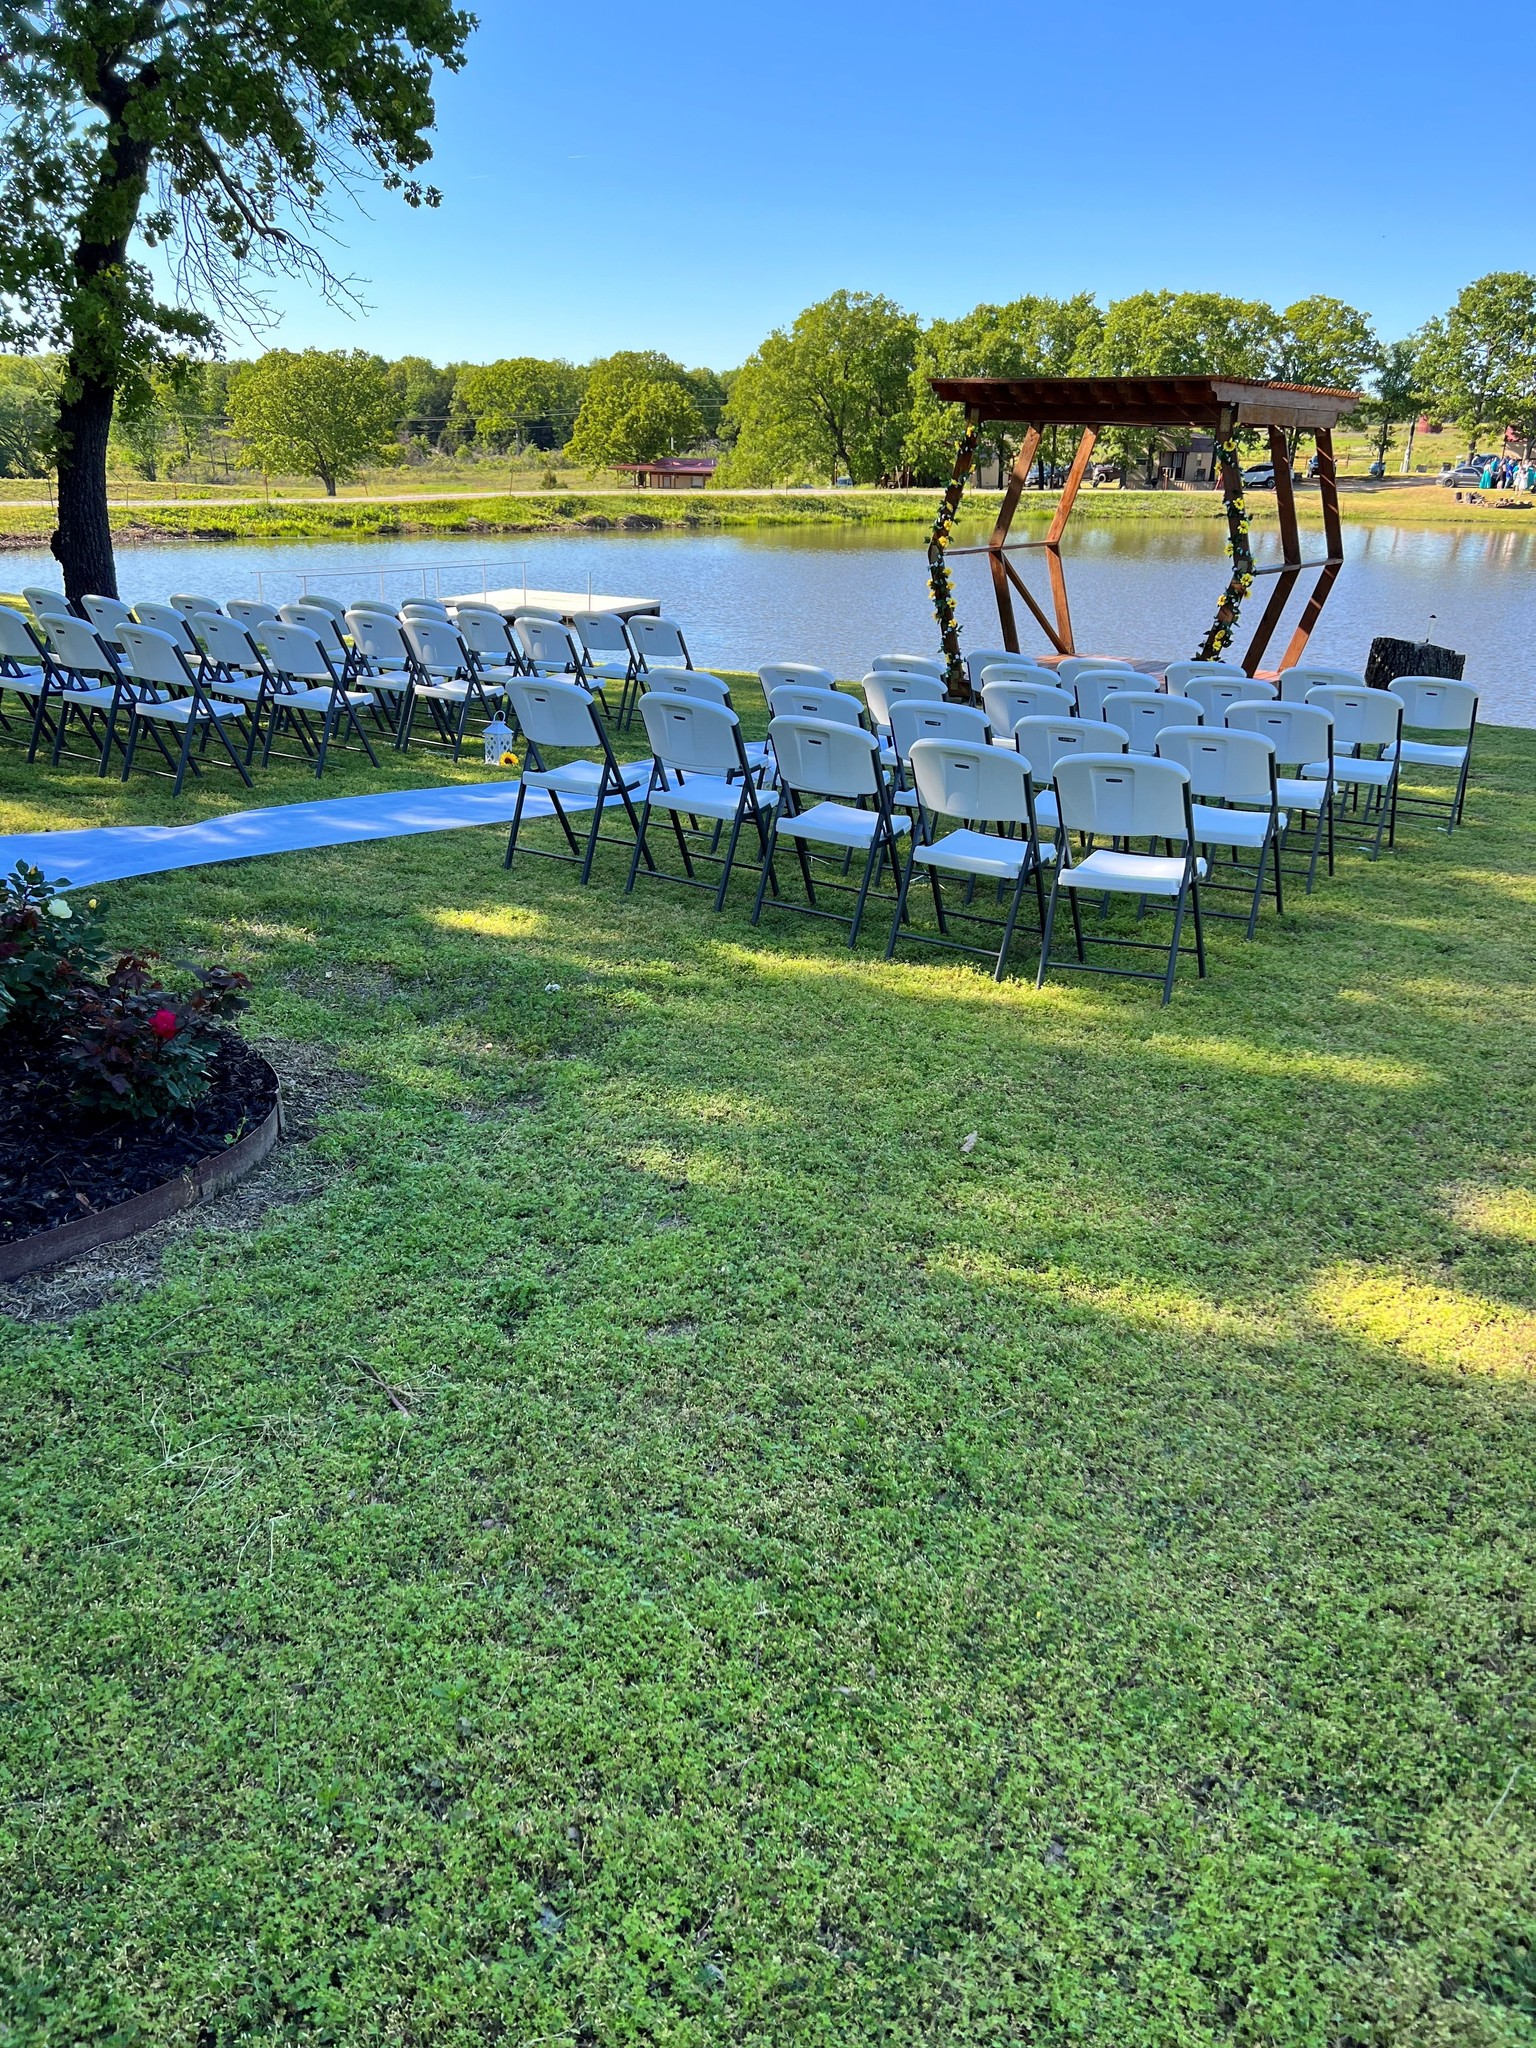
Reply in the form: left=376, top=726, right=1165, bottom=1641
left=1277, top=428, right=1344, bottom=671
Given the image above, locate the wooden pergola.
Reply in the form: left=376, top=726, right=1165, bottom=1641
left=924, top=375, right=1360, bottom=691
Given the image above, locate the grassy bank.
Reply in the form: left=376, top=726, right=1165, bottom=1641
left=3, top=482, right=1535, bottom=554
left=1, top=700, right=1534, bottom=2045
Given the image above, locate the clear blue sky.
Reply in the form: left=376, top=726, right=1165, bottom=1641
left=247, top=0, right=1536, bottom=369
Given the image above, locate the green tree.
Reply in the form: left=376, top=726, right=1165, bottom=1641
left=567, top=353, right=704, bottom=469
left=723, top=292, right=920, bottom=486
left=1091, top=290, right=1281, bottom=483
left=0, top=0, right=472, bottom=598
left=454, top=358, right=588, bottom=452
left=228, top=348, right=395, bottom=494
left=1352, top=339, right=1424, bottom=472
left=386, top=356, right=458, bottom=450
left=0, top=356, right=58, bottom=478
left=905, top=292, right=1103, bottom=484
left=1272, top=296, right=1379, bottom=457
left=1417, top=273, right=1536, bottom=456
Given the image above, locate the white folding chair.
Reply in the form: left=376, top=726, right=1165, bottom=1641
left=751, top=717, right=909, bottom=946
left=1157, top=724, right=1284, bottom=936
left=114, top=623, right=251, bottom=794
left=886, top=739, right=1050, bottom=979
left=22, top=586, right=68, bottom=617
left=130, top=600, right=199, bottom=654
left=452, top=603, right=527, bottom=678
left=502, top=678, right=653, bottom=884
left=1279, top=663, right=1363, bottom=703
left=33, top=612, right=129, bottom=772
left=887, top=697, right=991, bottom=815
left=1010, top=716, right=1130, bottom=838
left=81, top=593, right=134, bottom=644
left=1038, top=755, right=1207, bottom=1004
left=1383, top=677, right=1478, bottom=831
left=767, top=682, right=868, bottom=731
left=399, top=615, right=504, bottom=759
left=187, top=611, right=279, bottom=761
left=966, top=649, right=1053, bottom=689
left=627, top=694, right=780, bottom=909
left=628, top=614, right=693, bottom=671
left=643, top=667, right=772, bottom=783
left=169, top=592, right=223, bottom=616
left=1057, top=656, right=1135, bottom=693
left=296, top=592, right=349, bottom=622
left=1162, top=660, right=1246, bottom=696
left=861, top=670, right=944, bottom=734
left=515, top=615, right=612, bottom=712
left=278, top=600, right=353, bottom=671
left=1181, top=674, right=1277, bottom=722
left=573, top=612, right=642, bottom=725
left=256, top=620, right=379, bottom=776
left=227, top=599, right=281, bottom=629
left=1225, top=700, right=1336, bottom=891
left=870, top=653, right=946, bottom=679
left=758, top=663, right=836, bottom=715
left=400, top=598, right=451, bottom=621
left=981, top=677, right=1074, bottom=739
left=1076, top=667, right=1146, bottom=721
left=1303, top=685, right=1404, bottom=856
left=345, top=607, right=416, bottom=738
left=1102, top=690, right=1202, bottom=755
left=0, top=605, right=58, bottom=759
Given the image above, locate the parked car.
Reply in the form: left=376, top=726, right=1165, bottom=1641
left=1241, top=464, right=1276, bottom=488
left=1090, top=462, right=1120, bottom=485
left=1438, top=464, right=1485, bottom=486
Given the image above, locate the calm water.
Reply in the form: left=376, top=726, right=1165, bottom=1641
left=9, top=518, right=1534, bottom=725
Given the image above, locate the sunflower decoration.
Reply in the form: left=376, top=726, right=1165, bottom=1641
left=1197, top=434, right=1256, bottom=661
left=928, top=417, right=981, bottom=693
left=499, top=749, right=521, bottom=770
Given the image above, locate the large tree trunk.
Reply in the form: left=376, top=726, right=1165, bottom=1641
left=53, top=368, right=119, bottom=602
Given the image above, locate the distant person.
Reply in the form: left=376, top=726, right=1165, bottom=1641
left=1480, top=461, right=1495, bottom=490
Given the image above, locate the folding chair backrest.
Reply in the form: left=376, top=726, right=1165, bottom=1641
left=346, top=609, right=411, bottom=667
left=967, top=649, right=1047, bottom=685
left=169, top=592, right=222, bottom=616
left=981, top=678, right=1073, bottom=734
left=573, top=611, right=634, bottom=657
left=870, top=653, right=945, bottom=679
left=644, top=665, right=730, bottom=705
left=227, top=599, right=280, bottom=628
left=1392, top=676, right=1478, bottom=734
left=296, top=592, right=348, bottom=621
left=258, top=621, right=334, bottom=683
left=1279, top=663, right=1362, bottom=701
left=889, top=699, right=991, bottom=757
left=1182, top=675, right=1276, bottom=721
left=400, top=599, right=451, bottom=621
left=342, top=599, right=401, bottom=622
left=117, top=622, right=196, bottom=692
left=131, top=601, right=196, bottom=652
left=22, top=586, right=67, bottom=614
left=1305, top=684, right=1402, bottom=751
left=1157, top=725, right=1275, bottom=803
left=1057, top=655, right=1134, bottom=691
left=1076, top=668, right=1146, bottom=721
left=639, top=692, right=744, bottom=776
left=82, top=593, right=133, bottom=637
left=1162, top=660, right=1244, bottom=695
left=768, top=683, right=864, bottom=729
left=193, top=613, right=263, bottom=671
left=862, top=670, right=944, bottom=727
left=41, top=613, right=117, bottom=677
left=452, top=606, right=518, bottom=660
left=507, top=677, right=601, bottom=750
left=403, top=616, right=470, bottom=674
left=907, top=739, right=1033, bottom=828
left=1224, top=699, right=1333, bottom=771
left=517, top=616, right=583, bottom=668
left=0, top=607, right=46, bottom=663
left=1012, top=716, right=1128, bottom=779
left=1053, top=753, right=1191, bottom=843
left=759, top=662, right=835, bottom=698
left=768, top=716, right=882, bottom=801
left=1103, top=691, right=1203, bottom=753
left=628, top=614, right=690, bottom=665
left=279, top=601, right=348, bottom=651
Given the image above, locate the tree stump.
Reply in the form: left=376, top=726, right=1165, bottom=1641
left=1365, top=637, right=1466, bottom=688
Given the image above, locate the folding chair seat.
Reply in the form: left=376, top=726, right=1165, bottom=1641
left=130, top=601, right=199, bottom=654
left=114, top=623, right=252, bottom=795
left=1157, top=725, right=1284, bottom=936
left=33, top=613, right=130, bottom=772
left=1381, top=677, right=1478, bottom=830
left=887, top=739, right=1051, bottom=978
left=169, top=592, right=223, bottom=616
left=1038, top=754, right=1207, bottom=1004
left=887, top=698, right=991, bottom=813
left=1278, top=662, right=1363, bottom=702
left=503, top=678, right=653, bottom=884
left=627, top=693, right=780, bottom=908
left=1224, top=699, right=1335, bottom=890
left=0, top=605, right=57, bottom=758
left=1010, top=715, right=1129, bottom=833
left=227, top=599, right=281, bottom=629
left=256, top=620, right=379, bottom=777
left=870, top=653, right=946, bottom=680
left=981, top=677, right=1074, bottom=739
left=344, top=608, right=415, bottom=735
left=574, top=611, right=643, bottom=724
left=398, top=616, right=502, bottom=759
left=82, top=593, right=134, bottom=644
left=751, top=717, right=909, bottom=945
left=1102, top=690, right=1203, bottom=755
left=1180, top=674, right=1276, bottom=722
left=1302, top=685, right=1403, bottom=856
left=628, top=614, right=694, bottom=671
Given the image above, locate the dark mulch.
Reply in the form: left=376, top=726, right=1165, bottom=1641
left=0, top=1031, right=277, bottom=1245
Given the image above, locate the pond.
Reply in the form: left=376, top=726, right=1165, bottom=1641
left=9, top=517, right=1534, bottom=725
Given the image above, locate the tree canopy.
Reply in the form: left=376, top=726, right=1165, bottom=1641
left=567, top=353, right=705, bottom=469
left=453, top=358, right=589, bottom=452
left=0, top=0, right=472, bottom=594
left=722, top=292, right=920, bottom=486
left=1417, top=272, right=1536, bottom=451
left=227, top=348, right=394, bottom=494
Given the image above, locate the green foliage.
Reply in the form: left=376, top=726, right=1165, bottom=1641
left=1274, top=295, right=1380, bottom=393
left=0, top=862, right=106, bottom=1024
left=453, top=357, right=588, bottom=452
left=57, top=949, right=249, bottom=1118
left=905, top=294, right=1103, bottom=483
left=228, top=349, right=396, bottom=495
left=1417, top=273, right=1536, bottom=450
left=723, top=290, right=921, bottom=485
left=567, top=353, right=705, bottom=469
left=0, top=355, right=57, bottom=478
left=1354, top=340, right=1426, bottom=468
left=0, top=715, right=1534, bottom=2043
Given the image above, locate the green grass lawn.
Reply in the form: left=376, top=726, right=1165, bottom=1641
left=2, top=693, right=1534, bottom=2046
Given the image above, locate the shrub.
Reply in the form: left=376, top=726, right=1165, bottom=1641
left=57, top=952, right=250, bottom=1120
left=0, top=862, right=107, bottom=1027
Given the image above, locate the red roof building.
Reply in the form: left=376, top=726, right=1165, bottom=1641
left=614, top=458, right=717, bottom=490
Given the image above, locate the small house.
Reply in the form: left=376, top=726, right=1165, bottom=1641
left=614, top=458, right=717, bottom=490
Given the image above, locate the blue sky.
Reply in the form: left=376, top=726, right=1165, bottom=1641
left=246, top=0, right=1536, bottom=369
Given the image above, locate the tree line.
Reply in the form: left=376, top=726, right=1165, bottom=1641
left=5, top=272, right=1531, bottom=501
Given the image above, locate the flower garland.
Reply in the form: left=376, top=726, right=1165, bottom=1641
left=1197, top=434, right=1255, bottom=661
left=928, top=417, right=980, bottom=696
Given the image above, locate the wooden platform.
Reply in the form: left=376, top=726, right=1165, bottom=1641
left=454, top=586, right=661, bottom=620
